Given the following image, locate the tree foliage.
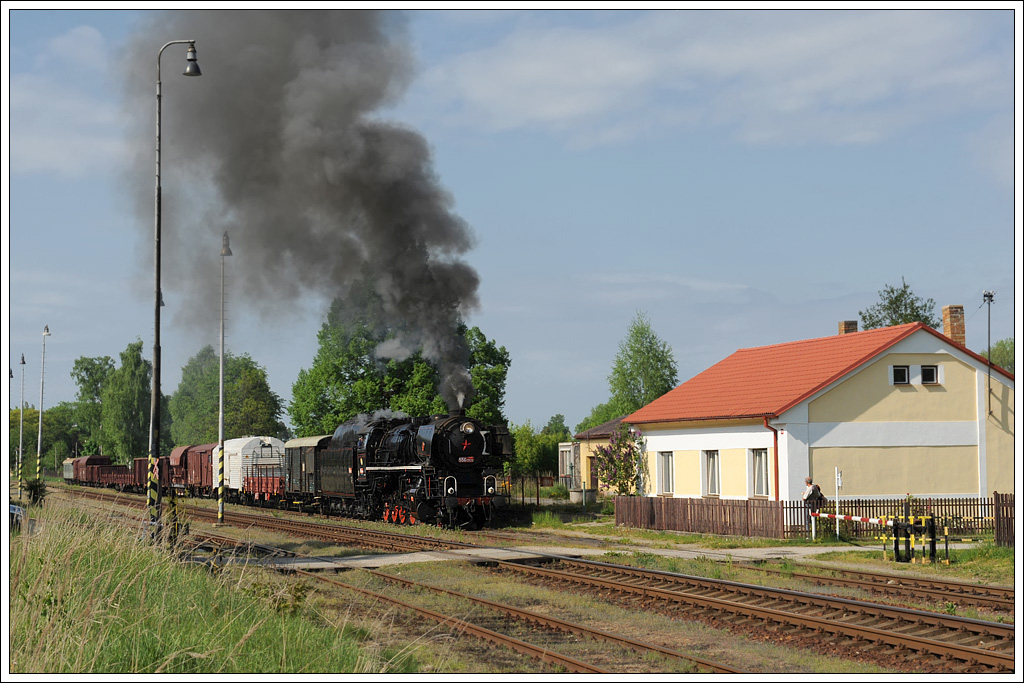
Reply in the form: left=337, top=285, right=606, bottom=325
left=574, top=401, right=623, bottom=435
left=289, top=297, right=510, bottom=437
left=608, top=311, right=678, bottom=415
left=169, top=345, right=288, bottom=445
left=592, top=422, right=647, bottom=496
left=97, top=340, right=165, bottom=465
left=7, top=405, right=84, bottom=475
left=509, top=420, right=560, bottom=504
left=981, top=338, right=1014, bottom=375
left=859, top=277, right=940, bottom=330
left=69, top=355, right=114, bottom=440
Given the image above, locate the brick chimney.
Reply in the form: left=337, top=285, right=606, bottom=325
left=839, top=320, right=858, bottom=335
left=943, top=305, right=965, bottom=346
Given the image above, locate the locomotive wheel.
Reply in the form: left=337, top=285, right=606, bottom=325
left=397, top=506, right=408, bottom=525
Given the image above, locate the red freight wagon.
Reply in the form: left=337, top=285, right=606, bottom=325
left=186, top=443, right=216, bottom=496
left=168, top=445, right=193, bottom=490
left=133, top=457, right=170, bottom=491
left=97, top=464, right=133, bottom=489
left=74, top=455, right=111, bottom=486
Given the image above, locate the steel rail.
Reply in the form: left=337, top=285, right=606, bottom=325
left=493, top=561, right=1014, bottom=672
left=291, top=568, right=607, bottom=674
left=545, top=556, right=1015, bottom=643
left=365, top=569, right=747, bottom=674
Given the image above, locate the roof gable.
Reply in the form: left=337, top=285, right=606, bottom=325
left=626, top=322, right=1001, bottom=425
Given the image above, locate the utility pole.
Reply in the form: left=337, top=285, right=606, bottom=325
left=983, top=291, right=994, bottom=415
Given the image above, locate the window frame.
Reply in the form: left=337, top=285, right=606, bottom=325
left=892, top=365, right=910, bottom=385
left=703, top=449, right=720, bottom=497
left=752, top=448, right=768, bottom=498
left=657, top=451, right=674, bottom=495
left=921, top=365, right=939, bottom=385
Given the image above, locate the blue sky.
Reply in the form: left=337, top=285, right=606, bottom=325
left=4, top=7, right=1021, bottom=435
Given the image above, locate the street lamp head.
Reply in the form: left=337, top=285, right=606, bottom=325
left=20, top=354, right=25, bottom=365
left=43, top=325, right=50, bottom=337
left=183, top=43, right=202, bottom=77
left=221, top=232, right=232, bottom=257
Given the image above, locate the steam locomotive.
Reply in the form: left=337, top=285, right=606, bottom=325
left=286, top=411, right=511, bottom=529
left=64, top=410, right=512, bottom=530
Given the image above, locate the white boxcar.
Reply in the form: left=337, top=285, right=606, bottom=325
left=215, top=436, right=286, bottom=495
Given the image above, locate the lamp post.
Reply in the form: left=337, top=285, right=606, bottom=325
left=218, top=232, right=232, bottom=525
left=37, top=326, right=50, bottom=481
left=148, top=40, right=201, bottom=528
left=983, top=291, right=995, bottom=415
left=18, top=354, right=25, bottom=499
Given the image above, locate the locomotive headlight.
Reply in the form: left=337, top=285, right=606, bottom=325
left=447, top=486, right=456, bottom=495
left=487, top=486, right=495, bottom=494
left=460, top=422, right=475, bottom=434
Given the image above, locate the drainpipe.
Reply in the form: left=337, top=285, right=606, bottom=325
left=763, top=416, right=779, bottom=501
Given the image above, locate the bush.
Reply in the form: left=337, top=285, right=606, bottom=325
left=548, top=483, right=570, bottom=500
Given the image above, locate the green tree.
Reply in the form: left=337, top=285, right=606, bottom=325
left=980, top=338, right=1014, bottom=375
left=99, top=340, right=161, bottom=465
left=575, top=401, right=624, bottom=435
left=289, top=301, right=390, bottom=437
left=169, top=345, right=288, bottom=445
left=509, top=421, right=557, bottom=505
left=541, top=414, right=571, bottom=440
left=289, top=297, right=511, bottom=437
left=9, top=403, right=86, bottom=476
left=464, top=325, right=511, bottom=426
left=608, top=311, right=678, bottom=415
left=859, top=277, right=940, bottom=330
left=69, top=355, right=115, bottom=440
left=592, top=421, right=647, bottom=496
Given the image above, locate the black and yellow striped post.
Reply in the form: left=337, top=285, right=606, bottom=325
left=217, top=443, right=225, bottom=525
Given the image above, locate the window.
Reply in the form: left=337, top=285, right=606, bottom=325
left=752, top=449, right=768, bottom=497
left=921, top=365, right=938, bottom=384
left=658, top=451, right=674, bottom=494
left=892, top=365, right=910, bottom=385
left=704, top=450, right=720, bottom=496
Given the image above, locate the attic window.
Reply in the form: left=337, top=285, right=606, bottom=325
left=921, top=365, right=938, bottom=385
left=892, top=366, right=910, bottom=385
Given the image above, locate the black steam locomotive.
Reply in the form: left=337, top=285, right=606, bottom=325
left=285, top=411, right=511, bottom=529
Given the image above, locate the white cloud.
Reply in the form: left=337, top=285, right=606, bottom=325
left=416, top=10, right=1011, bottom=147
left=40, top=25, right=106, bottom=72
left=10, top=26, right=127, bottom=178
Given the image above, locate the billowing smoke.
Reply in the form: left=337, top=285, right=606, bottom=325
left=120, top=10, right=477, bottom=408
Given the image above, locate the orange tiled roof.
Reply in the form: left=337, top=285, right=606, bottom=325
left=628, top=322, right=951, bottom=425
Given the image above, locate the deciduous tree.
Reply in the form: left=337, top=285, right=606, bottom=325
left=859, top=277, right=940, bottom=330
left=608, top=311, right=678, bottom=415
left=981, top=338, right=1014, bottom=375
left=170, top=345, right=288, bottom=444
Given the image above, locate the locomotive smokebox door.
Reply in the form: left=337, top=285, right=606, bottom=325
left=450, top=422, right=482, bottom=464
left=416, top=425, right=435, bottom=460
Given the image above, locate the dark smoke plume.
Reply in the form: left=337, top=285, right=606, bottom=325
left=121, top=10, right=478, bottom=407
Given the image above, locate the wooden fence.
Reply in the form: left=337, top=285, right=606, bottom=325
left=615, top=493, right=1015, bottom=542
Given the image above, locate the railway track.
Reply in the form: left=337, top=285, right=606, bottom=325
left=185, top=530, right=746, bottom=674
left=60, top=485, right=1015, bottom=673
left=491, top=557, right=1014, bottom=673
left=745, top=559, right=1014, bottom=612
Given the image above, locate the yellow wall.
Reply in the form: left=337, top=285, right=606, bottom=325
left=985, top=382, right=1015, bottom=495
left=720, top=448, right=747, bottom=497
left=808, top=445, right=979, bottom=497
left=644, top=448, right=758, bottom=497
left=810, top=353, right=976, bottom=423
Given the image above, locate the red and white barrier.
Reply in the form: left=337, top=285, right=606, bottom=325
left=812, top=511, right=894, bottom=527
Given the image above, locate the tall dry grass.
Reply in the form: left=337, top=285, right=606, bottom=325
left=7, top=498, right=419, bottom=673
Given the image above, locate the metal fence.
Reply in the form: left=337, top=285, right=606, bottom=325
left=615, top=493, right=1015, bottom=542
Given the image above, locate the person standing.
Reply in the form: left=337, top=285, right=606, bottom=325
left=802, top=476, right=824, bottom=527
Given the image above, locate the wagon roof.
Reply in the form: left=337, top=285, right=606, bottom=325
left=285, top=435, right=332, bottom=448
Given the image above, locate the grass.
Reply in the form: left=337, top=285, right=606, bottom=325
left=7, top=498, right=421, bottom=674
